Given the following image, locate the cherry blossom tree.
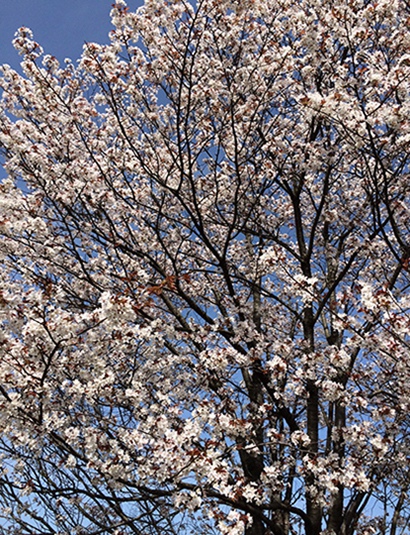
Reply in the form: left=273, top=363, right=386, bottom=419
left=1, top=0, right=410, bottom=534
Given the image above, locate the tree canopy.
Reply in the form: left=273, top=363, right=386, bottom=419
left=1, top=0, right=410, bottom=534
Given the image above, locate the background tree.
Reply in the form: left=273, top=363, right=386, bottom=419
left=1, top=0, right=410, bottom=534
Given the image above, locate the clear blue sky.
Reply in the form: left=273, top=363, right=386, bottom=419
left=0, top=0, right=143, bottom=70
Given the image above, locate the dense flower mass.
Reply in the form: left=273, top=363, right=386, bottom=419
left=1, top=0, right=410, bottom=534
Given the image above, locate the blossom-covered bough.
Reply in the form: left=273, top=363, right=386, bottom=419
left=1, top=0, right=410, bottom=533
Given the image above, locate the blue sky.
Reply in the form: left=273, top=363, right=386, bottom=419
left=0, top=0, right=143, bottom=70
